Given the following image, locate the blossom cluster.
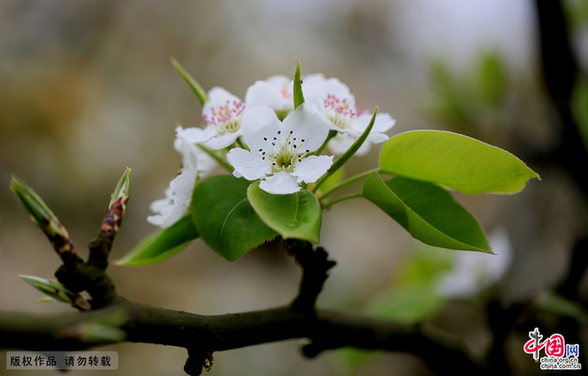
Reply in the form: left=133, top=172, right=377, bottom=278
left=148, top=73, right=395, bottom=228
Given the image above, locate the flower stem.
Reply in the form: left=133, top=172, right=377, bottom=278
left=321, top=193, right=363, bottom=210
left=313, top=130, right=338, bottom=156
left=317, top=168, right=381, bottom=202
left=197, top=144, right=234, bottom=173
left=236, top=137, right=248, bottom=151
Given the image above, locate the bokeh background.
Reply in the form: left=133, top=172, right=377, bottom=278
left=1, top=0, right=588, bottom=375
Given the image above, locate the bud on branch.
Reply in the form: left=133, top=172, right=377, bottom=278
left=10, top=176, right=78, bottom=264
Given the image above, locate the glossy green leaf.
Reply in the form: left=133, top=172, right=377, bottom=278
left=192, top=175, right=278, bottom=261
left=362, top=172, right=491, bottom=253
left=114, top=215, right=198, bottom=266
left=247, top=182, right=322, bottom=244
left=379, top=130, right=539, bottom=194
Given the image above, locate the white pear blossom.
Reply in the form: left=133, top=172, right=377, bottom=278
left=182, top=87, right=246, bottom=150
left=227, top=104, right=333, bottom=195
left=147, top=128, right=217, bottom=228
left=245, top=75, right=294, bottom=118
left=437, top=228, right=513, bottom=298
left=302, top=74, right=395, bottom=155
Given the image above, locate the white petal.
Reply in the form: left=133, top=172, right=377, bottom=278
left=227, top=148, right=272, bottom=180
left=241, top=106, right=282, bottom=152
left=173, top=131, right=218, bottom=176
left=202, top=87, right=245, bottom=126
left=293, top=155, right=333, bottom=183
left=169, top=169, right=198, bottom=203
left=245, top=76, right=293, bottom=111
left=205, top=87, right=242, bottom=108
left=147, top=205, right=187, bottom=228
left=260, top=171, right=301, bottom=195
left=300, top=74, right=327, bottom=103
left=366, top=132, right=389, bottom=144
left=149, top=195, right=172, bottom=213
left=176, top=126, right=216, bottom=144
left=281, top=104, right=331, bottom=152
left=245, top=81, right=283, bottom=109
left=352, top=112, right=395, bottom=134
left=265, top=75, right=292, bottom=88
left=204, top=131, right=242, bottom=150
left=303, top=74, right=354, bottom=107
left=328, top=134, right=357, bottom=155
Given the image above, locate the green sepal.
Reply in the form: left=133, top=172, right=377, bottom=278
left=247, top=182, right=322, bottom=244
left=293, top=58, right=305, bottom=109
left=170, top=57, right=209, bottom=105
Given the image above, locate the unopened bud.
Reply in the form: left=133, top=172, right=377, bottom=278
left=10, top=176, right=76, bottom=258
left=101, top=168, right=131, bottom=236
left=18, top=274, right=91, bottom=311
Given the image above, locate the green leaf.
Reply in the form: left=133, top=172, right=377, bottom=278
left=293, top=58, right=304, bottom=109
left=247, top=182, right=322, bottom=244
left=379, top=130, right=539, bottom=194
left=362, top=172, right=491, bottom=253
left=114, top=215, right=198, bottom=266
left=192, top=175, right=278, bottom=261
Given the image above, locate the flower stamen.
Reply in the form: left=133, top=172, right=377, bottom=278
left=257, top=129, right=313, bottom=174
left=323, top=94, right=364, bottom=130
left=203, top=99, right=245, bottom=135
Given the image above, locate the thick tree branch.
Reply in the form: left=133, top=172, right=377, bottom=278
left=285, top=239, right=337, bottom=313
left=0, top=299, right=485, bottom=375
left=0, top=235, right=486, bottom=375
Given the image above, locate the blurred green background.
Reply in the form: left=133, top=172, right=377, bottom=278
left=1, top=0, right=587, bottom=375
